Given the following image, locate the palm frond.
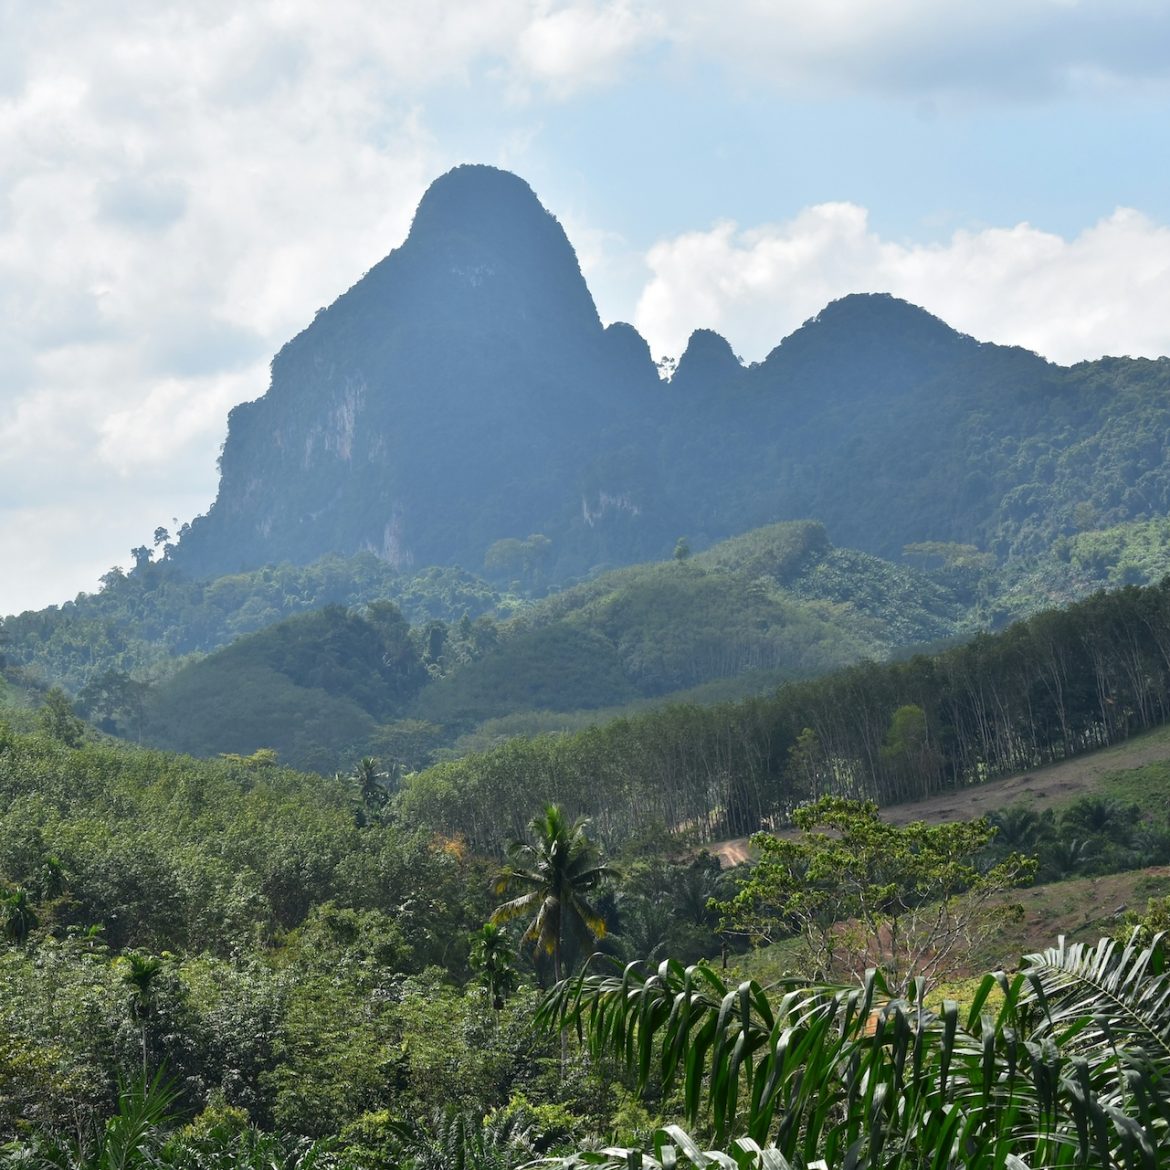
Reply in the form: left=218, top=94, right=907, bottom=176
left=539, top=936, right=1170, bottom=1169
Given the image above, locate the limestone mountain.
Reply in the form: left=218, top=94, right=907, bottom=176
left=173, top=164, right=663, bottom=581
left=172, top=164, right=1170, bottom=583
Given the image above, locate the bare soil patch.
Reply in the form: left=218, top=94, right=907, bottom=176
left=975, top=866, right=1170, bottom=972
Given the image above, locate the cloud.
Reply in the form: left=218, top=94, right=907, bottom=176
left=634, top=204, right=1170, bottom=364
left=512, top=2, right=664, bottom=99
left=0, top=3, right=452, bottom=615
left=666, top=2, right=1170, bottom=101
left=96, top=176, right=189, bottom=231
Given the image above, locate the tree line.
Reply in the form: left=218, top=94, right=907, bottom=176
left=400, top=577, right=1170, bottom=852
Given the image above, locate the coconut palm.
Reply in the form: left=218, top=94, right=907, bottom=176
left=352, top=756, right=391, bottom=814
left=536, top=932, right=1170, bottom=1169
left=491, top=805, right=616, bottom=982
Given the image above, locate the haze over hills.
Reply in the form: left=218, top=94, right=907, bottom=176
left=10, top=163, right=1170, bottom=773
left=169, top=164, right=1170, bottom=589
left=138, top=521, right=963, bottom=771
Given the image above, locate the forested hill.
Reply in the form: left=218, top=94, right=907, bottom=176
left=135, top=521, right=964, bottom=772
left=167, top=163, right=1170, bottom=586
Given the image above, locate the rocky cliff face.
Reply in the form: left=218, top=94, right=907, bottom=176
left=172, top=165, right=1170, bottom=583
left=173, top=165, right=664, bottom=580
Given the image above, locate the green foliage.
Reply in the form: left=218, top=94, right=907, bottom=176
left=413, top=625, right=639, bottom=728
left=0, top=721, right=572, bottom=1142
left=539, top=1127, right=799, bottom=1170
left=39, top=688, right=87, bottom=748
left=351, top=758, right=392, bottom=823
left=6, top=516, right=974, bottom=777
left=384, top=1104, right=538, bottom=1170
left=487, top=1092, right=577, bottom=1154
left=5, top=1071, right=180, bottom=1170
left=0, top=726, right=476, bottom=953
left=404, top=575, right=1170, bottom=854
left=608, top=854, right=733, bottom=967
left=405, top=521, right=963, bottom=745
left=265, top=968, right=395, bottom=1136
left=9, top=521, right=968, bottom=773
left=1, top=554, right=502, bottom=697
left=715, top=798, right=1035, bottom=991
left=493, top=806, right=617, bottom=981
left=539, top=932, right=1170, bottom=1167
left=141, top=604, right=426, bottom=770
left=484, top=534, right=554, bottom=594
left=0, top=885, right=38, bottom=945
left=1120, top=896, right=1170, bottom=945
left=469, top=923, right=518, bottom=1011
left=986, top=794, right=1170, bottom=884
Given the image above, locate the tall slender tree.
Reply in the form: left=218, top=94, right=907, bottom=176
left=353, top=756, right=390, bottom=810
left=491, top=805, right=616, bottom=982
left=121, top=952, right=163, bottom=1079
left=0, top=885, right=38, bottom=945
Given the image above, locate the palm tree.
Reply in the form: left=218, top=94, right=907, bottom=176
left=469, top=922, right=518, bottom=1011
left=351, top=756, right=393, bottom=823
left=986, top=804, right=1053, bottom=855
left=388, top=1106, right=535, bottom=1170
left=1060, top=794, right=1133, bottom=842
left=0, top=885, right=38, bottom=945
left=491, top=805, right=616, bottom=982
left=537, top=932, right=1170, bottom=1168
left=120, top=952, right=163, bottom=1079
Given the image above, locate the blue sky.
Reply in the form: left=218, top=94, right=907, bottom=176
left=3, top=1, right=1170, bottom=615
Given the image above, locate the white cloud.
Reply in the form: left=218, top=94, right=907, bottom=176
left=512, top=2, right=664, bottom=99
left=0, top=3, right=453, bottom=615
left=635, top=204, right=1170, bottom=364
left=666, top=1, right=1170, bottom=100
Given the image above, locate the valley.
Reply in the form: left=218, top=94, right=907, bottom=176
left=4, top=165, right=1170, bottom=1166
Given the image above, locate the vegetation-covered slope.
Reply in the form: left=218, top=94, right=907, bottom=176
left=139, top=604, right=427, bottom=773
left=402, top=575, right=1170, bottom=851
left=6, top=704, right=1170, bottom=1165
left=0, top=553, right=505, bottom=696
left=160, top=165, right=1170, bottom=589
left=134, top=523, right=963, bottom=769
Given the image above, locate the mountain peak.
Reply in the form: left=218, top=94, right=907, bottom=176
left=173, top=165, right=643, bottom=581
left=672, top=328, right=744, bottom=393
left=775, top=293, right=968, bottom=356
left=408, top=165, right=545, bottom=242
left=392, top=163, right=603, bottom=342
